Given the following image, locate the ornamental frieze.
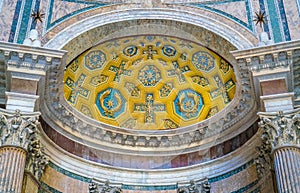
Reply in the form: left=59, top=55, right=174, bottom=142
left=177, top=179, right=211, bottom=193
left=89, top=181, right=122, bottom=193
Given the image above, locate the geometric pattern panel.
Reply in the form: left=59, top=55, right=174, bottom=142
left=96, top=88, right=126, bottom=118
left=64, top=35, right=236, bottom=130
left=174, top=89, right=204, bottom=120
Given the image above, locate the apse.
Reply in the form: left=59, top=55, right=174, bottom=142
left=64, top=35, right=236, bottom=130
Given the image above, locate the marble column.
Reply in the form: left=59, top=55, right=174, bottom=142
left=0, top=147, right=27, bottom=193
left=0, top=109, right=40, bottom=193
left=273, top=147, right=300, bottom=193
left=258, top=110, right=300, bottom=193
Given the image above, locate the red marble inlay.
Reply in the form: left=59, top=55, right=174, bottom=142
left=260, top=79, right=287, bottom=95
left=40, top=118, right=258, bottom=169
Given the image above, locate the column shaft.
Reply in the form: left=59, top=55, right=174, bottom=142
left=0, top=146, right=27, bottom=193
left=274, top=147, right=300, bottom=193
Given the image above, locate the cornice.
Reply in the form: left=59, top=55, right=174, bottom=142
left=0, top=41, right=67, bottom=59
left=231, top=39, right=300, bottom=59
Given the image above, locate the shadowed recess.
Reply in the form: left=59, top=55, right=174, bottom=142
left=64, top=35, right=236, bottom=130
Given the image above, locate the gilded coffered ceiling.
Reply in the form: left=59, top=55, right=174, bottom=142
left=64, top=35, right=236, bottom=130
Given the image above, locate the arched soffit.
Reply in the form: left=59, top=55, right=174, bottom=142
left=43, top=6, right=258, bottom=53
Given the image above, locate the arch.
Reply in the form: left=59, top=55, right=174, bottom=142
left=44, top=7, right=258, bottom=51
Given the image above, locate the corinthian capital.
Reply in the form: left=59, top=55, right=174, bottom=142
left=0, top=108, right=41, bottom=149
left=258, top=109, right=300, bottom=149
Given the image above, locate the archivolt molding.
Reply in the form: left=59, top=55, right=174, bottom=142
left=43, top=6, right=257, bottom=51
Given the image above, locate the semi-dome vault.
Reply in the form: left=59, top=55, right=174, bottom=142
left=64, top=35, right=236, bottom=130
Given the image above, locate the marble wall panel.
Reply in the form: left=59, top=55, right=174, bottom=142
left=50, top=1, right=89, bottom=24
left=23, top=173, right=39, bottom=193
left=1, top=0, right=299, bottom=45
left=260, top=79, right=287, bottom=95
left=208, top=1, right=249, bottom=24
left=0, top=0, right=18, bottom=42
left=41, top=118, right=258, bottom=169
left=284, top=0, right=300, bottom=40
left=41, top=163, right=89, bottom=193
left=210, top=164, right=258, bottom=193
left=40, top=160, right=262, bottom=193
left=186, top=0, right=253, bottom=32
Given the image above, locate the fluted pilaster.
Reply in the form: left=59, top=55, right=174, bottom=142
left=258, top=109, right=300, bottom=193
left=0, top=146, right=27, bottom=193
left=274, top=147, right=300, bottom=193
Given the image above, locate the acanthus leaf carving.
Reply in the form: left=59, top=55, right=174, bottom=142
left=26, top=138, right=49, bottom=180
left=254, top=127, right=273, bottom=178
left=0, top=109, right=40, bottom=149
left=258, top=110, right=300, bottom=149
left=0, top=108, right=49, bottom=180
left=255, top=109, right=300, bottom=177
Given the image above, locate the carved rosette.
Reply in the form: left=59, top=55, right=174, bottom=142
left=89, top=181, right=122, bottom=193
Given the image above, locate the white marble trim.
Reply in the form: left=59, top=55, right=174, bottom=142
left=44, top=8, right=256, bottom=50
left=297, top=0, right=300, bottom=17
left=0, top=0, right=3, bottom=13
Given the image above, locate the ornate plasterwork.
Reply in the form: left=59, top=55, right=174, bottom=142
left=38, top=10, right=257, bottom=152
left=26, top=138, right=49, bottom=180
left=40, top=34, right=255, bottom=152
left=64, top=35, right=237, bottom=130
left=0, top=19, right=255, bottom=153
left=89, top=181, right=122, bottom=193
left=177, top=179, right=210, bottom=193
left=254, top=129, right=272, bottom=178
left=231, top=40, right=300, bottom=106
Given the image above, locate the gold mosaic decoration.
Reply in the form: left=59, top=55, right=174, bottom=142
left=64, top=35, right=236, bottom=130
